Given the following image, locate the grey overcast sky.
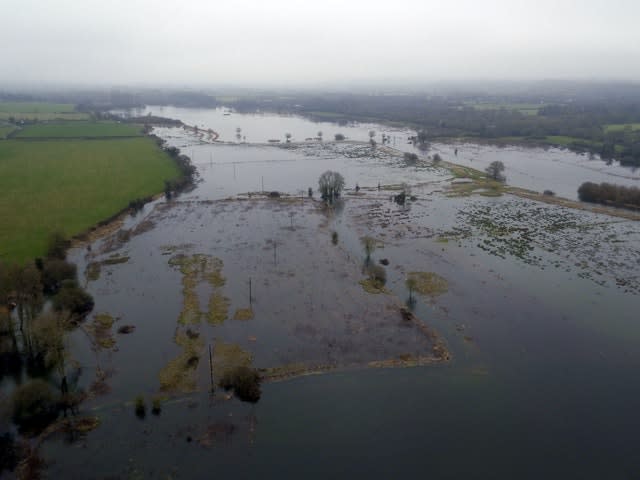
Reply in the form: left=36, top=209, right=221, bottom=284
left=1, top=0, right=639, bottom=87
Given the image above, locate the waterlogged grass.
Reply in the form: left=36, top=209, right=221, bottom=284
left=159, top=330, right=204, bottom=392
left=447, top=165, right=505, bottom=197
left=14, top=121, right=141, bottom=138
left=168, top=254, right=227, bottom=325
left=0, top=138, right=181, bottom=263
left=359, top=278, right=389, bottom=294
left=207, top=293, right=230, bottom=325
left=233, top=308, right=254, bottom=321
left=85, top=256, right=130, bottom=282
left=213, top=341, right=252, bottom=379
left=85, top=313, right=116, bottom=350
left=407, top=272, right=448, bottom=297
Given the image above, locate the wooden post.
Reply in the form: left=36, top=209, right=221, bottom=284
left=209, top=344, right=214, bottom=392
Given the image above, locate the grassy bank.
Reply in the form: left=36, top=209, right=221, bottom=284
left=0, top=138, right=180, bottom=263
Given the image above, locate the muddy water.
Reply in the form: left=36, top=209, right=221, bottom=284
left=40, top=116, right=640, bottom=479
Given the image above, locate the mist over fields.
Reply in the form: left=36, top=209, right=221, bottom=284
left=2, top=0, right=639, bottom=88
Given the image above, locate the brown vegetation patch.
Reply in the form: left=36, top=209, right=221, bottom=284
left=233, top=308, right=254, bottom=321
left=407, top=271, right=448, bottom=297
left=84, top=313, right=116, bottom=350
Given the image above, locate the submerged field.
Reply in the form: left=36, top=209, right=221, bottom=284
left=0, top=138, right=180, bottom=262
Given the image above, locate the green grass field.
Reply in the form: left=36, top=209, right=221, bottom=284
left=603, top=123, right=640, bottom=133
left=0, top=102, right=90, bottom=121
left=13, top=121, right=142, bottom=138
left=0, top=112, right=91, bottom=121
left=0, top=125, right=16, bottom=139
left=0, top=138, right=181, bottom=263
left=0, top=102, right=76, bottom=113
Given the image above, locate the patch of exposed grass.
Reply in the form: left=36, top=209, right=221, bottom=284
left=407, top=271, right=448, bottom=297
left=233, top=308, right=254, bottom=321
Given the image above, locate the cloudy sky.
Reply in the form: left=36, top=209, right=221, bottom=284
left=2, top=0, right=639, bottom=87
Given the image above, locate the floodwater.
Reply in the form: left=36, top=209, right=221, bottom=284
left=17, top=110, right=640, bottom=479
left=116, top=105, right=640, bottom=200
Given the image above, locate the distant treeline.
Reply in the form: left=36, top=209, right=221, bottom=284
left=8, top=82, right=640, bottom=166
left=578, top=182, right=640, bottom=210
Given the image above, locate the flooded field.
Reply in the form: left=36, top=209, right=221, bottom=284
left=4, top=110, right=640, bottom=478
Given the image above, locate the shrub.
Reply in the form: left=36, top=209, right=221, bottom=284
left=151, top=397, right=162, bottom=416
left=218, top=366, right=262, bottom=403
left=331, top=231, right=339, bottom=245
left=11, top=380, right=58, bottom=431
left=41, top=259, right=77, bottom=294
left=46, top=232, right=70, bottom=260
left=334, top=133, right=345, bottom=141
left=0, top=433, right=20, bottom=473
left=403, top=152, right=418, bottom=164
left=367, top=264, right=387, bottom=288
left=134, top=395, right=146, bottom=418
left=53, top=285, right=94, bottom=316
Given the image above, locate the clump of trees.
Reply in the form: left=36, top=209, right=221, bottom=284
left=0, top=232, right=94, bottom=434
left=163, top=146, right=197, bottom=199
left=404, top=152, right=418, bottom=165
left=485, top=161, right=506, bottom=182
left=577, top=182, right=640, bottom=209
left=318, top=170, right=345, bottom=203
left=334, top=133, right=345, bottom=141
left=10, top=380, right=59, bottom=432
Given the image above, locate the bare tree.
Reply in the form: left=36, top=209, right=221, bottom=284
left=318, top=170, right=345, bottom=203
left=485, top=161, right=506, bottom=182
